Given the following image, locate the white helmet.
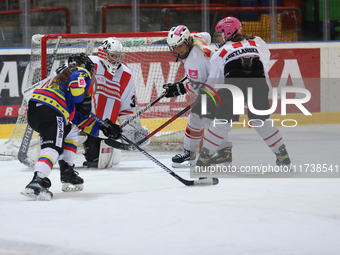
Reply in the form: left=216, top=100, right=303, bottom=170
left=167, top=25, right=193, bottom=59
left=98, top=37, right=124, bottom=75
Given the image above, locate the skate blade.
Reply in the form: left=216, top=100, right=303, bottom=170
left=62, top=183, right=84, bottom=192
left=172, top=162, right=192, bottom=168
left=21, top=188, right=52, bottom=201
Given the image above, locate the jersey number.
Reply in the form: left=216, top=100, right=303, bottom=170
left=130, top=95, right=136, bottom=108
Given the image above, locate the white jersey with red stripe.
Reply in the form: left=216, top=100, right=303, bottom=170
left=173, top=32, right=232, bottom=155
left=206, top=36, right=271, bottom=89
left=181, top=32, right=216, bottom=94
left=89, top=56, right=135, bottom=123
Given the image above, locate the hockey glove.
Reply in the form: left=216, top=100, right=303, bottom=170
left=99, top=119, right=122, bottom=140
left=76, top=92, right=92, bottom=116
left=163, top=81, right=186, bottom=98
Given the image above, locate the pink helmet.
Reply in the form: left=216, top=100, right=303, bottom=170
left=215, top=17, right=242, bottom=40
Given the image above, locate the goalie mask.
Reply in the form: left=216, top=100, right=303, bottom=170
left=98, top=37, right=125, bottom=75
left=167, top=25, right=193, bottom=59
left=214, top=17, right=242, bottom=48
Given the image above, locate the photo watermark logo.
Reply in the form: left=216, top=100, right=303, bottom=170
left=201, top=84, right=312, bottom=128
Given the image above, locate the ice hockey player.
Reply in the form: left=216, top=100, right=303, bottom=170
left=196, top=17, right=291, bottom=167
left=82, top=37, right=149, bottom=168
left=21, top=53, right=122, bottom=201
left=164, top=25, right=233, bottom=168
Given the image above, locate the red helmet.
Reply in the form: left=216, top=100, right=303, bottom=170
left=214, top=17, right=242, bottom=47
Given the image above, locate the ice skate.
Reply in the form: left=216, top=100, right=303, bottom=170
left=275, top=144, right=291, bottom=166
left=209, top=147, right=232, bottom=166
left=21, top=172, right=53, bottom=201
left=59, top=160, right=84, bottom=192
left=196, top=147, right=212, bottom=168
left=196, top=148, right=214, bottom=180
left=172, top=149, right=196, bottom=168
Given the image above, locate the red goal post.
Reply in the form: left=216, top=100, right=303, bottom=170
left=2, top=32, right=190, bottom=158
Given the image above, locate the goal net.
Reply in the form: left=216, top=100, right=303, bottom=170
left=0, top=32, right=190, bottom=159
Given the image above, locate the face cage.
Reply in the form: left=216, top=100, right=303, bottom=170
left=213, top=32, right=226, bottom=48
left=107, top=51, right=124, bottom=66
left=103, top=51, right=125, bottom=75
left=168, top=41, right=190, bottom=59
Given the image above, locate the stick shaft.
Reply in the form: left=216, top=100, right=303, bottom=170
left=120, top=76, right=188, bottom=129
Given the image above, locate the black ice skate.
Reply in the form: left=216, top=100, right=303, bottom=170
left=209, top=147, right=232, bottom=166
left=275, top=144, right=291, bottom=166
left=196, top=148, right=213, bottom=180
left=21, top=172, right=53, bottom=201
left=196, top=147, right=212, bottom=168
left=59, top=160, right=84, bottom=192
left=172, top=149, right=196, bottom=168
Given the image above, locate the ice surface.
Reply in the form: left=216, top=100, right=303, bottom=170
left=0, top=124, right=339, bottom=255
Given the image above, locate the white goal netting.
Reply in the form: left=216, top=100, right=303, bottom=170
left=0, top=32, right=191, bottom=160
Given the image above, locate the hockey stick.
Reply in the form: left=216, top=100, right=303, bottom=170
left=120, top=91, right=167, bottom=129
left=120, top=135, right=218, bottom=186
left=104, top=95, right=201, bottom=151
left=18, top=36, right=62, bottom=168
left=120, top=77, right=188, bottom=129
left=91, top=113, right=218, bottom=186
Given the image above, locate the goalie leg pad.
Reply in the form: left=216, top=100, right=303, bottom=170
left=98, top=140, right=121, bottom=168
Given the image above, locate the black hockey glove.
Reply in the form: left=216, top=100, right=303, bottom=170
left=76, top=92, right=92, bottom=116
left=99, top=119, right=122, bottom=140
left=163, top=81, right=186, bottom=98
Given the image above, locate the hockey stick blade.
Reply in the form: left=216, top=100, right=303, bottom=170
left=91, top=113, right=218, bottom=186
left=193, top=178, right=219, bottom=186
left=119, top=134, right=218, bottom=187
left=17, top=124, right=35, bottom=168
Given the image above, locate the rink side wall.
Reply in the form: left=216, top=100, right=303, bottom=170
left=0, top=42, right=340, bottom=138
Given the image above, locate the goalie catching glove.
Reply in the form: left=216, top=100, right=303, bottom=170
left=163, top=81, right=186, bottom=98
left=99, top=119, right=122, bottom=140
left=118, top=113, right=150, bottom=147
left=76, top=92, right=92, bottom=116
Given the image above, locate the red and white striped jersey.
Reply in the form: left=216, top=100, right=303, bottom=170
left=89, top=56, right=136, bottom=123
left=181, top=32, right=216, bottom=94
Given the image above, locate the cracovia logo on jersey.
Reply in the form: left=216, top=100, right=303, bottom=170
left=188, top=69, right=198, bottom=79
